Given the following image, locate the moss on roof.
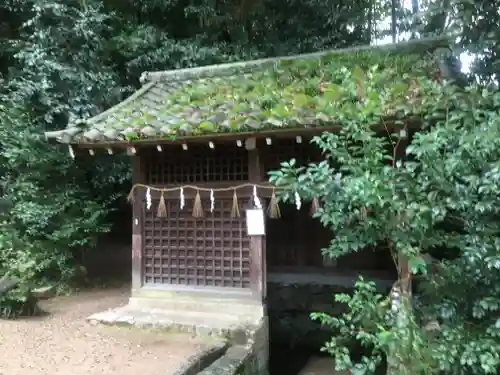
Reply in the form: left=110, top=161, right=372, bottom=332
left=44, top=37, right=452, bottom=145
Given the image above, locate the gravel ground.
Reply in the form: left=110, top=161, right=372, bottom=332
left=0, top=287, right=205, bottom=375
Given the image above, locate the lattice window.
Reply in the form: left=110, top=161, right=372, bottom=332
left=144, top=145, right=248, bottom=185
left=143, top=198, right=251, bottom=288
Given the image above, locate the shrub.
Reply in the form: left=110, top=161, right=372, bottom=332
left=270, top=82, right=500, bottom=375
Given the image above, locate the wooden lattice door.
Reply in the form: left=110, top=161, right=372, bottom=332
left=143, top=198, right=251, bottom=287
left=142, top=145, right=251, bottom=288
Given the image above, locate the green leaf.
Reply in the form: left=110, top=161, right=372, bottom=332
left=198, top=121, right=215, bottom=130
left=408, top=255, right=427, bottom=275
left=376, top=330, right=393, bottom=346
left=293, top=93, right=309, bottom=107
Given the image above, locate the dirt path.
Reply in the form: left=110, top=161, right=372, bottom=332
left=0, top=287, right=205, bottom=375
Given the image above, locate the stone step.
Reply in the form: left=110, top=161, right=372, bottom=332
left=133, top=286, right=256, bottom=304
left=87, top=305, right=256, bottom=336
left=128, top=295, right=264, bottom=319
left=137, top=307, right=247, bottom=326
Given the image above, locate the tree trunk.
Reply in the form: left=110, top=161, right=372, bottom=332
left=386, top=254, right=412, bottom=375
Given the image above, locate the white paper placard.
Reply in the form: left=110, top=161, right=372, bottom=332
left=246, top=209, right=265, bottom=236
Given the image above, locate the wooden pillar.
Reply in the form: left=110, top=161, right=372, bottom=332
left=248, top=144, right=266, bottom=301
left=131, top=154, right=145, bottom=292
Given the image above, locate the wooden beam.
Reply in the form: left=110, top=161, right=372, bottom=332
left=248, top=145, right=266, bottom=301
left=70, top=119, right=423, bottom=152
left=131, top=155, right=145, bottom=292
left=72, top=126, right=342, bottom=149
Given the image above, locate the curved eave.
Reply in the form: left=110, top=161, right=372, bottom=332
left=44, top=81, right=157, bottom=144
left=46, top=124, right=337, bottom=148
left=62, top=126, right=340, bottom=149
left=54, top=120, right=422, bottom=151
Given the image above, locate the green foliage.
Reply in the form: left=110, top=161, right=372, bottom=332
left=0, top=0, right=127, bottom=316
left=269, top=79, right=500, bottom=374
left=0, top=219, right=41, bottom=318
left=0, top=102, right=117, bottom=316
left=311, top=279, right=433, bottom=375
left=0, top=287, right=39, bottom=319
left=422, top=0, right=500, bottom=84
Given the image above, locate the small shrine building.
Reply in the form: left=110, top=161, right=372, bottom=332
left=44, top=37, right=449, bottom=336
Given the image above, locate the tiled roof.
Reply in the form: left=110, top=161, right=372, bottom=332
left=44, top=37, right=451, bottom=145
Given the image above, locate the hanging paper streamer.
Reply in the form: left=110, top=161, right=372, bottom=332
left=310, top=197, right=320, bottom=216
left=294, top=191, right=301, bottom=210
left=192, top=190, right=204, bottom=218
left=267, top=189, right=281, bottom=219
left=231, top=190, right=240, bottom=218
left=253, top=185, right=262, bottom=209
left=157, top=192, right=167, bottom=217
left=180, top=187, right=185, bottom=210
left=126, top=182, right=292, bottom=219
left=210, top=189, right=215, bottom=213
left=146, top=187, right=152, bottom=210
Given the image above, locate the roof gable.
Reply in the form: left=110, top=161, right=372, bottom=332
left=44, top=37, right=451, bottom=145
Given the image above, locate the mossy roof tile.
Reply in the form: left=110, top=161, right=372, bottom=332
left=44, top=37, right=451, bottom=145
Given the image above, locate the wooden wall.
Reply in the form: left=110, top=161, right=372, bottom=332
left=130, top=137, right=394, bottom=299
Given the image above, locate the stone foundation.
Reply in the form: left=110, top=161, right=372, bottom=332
left=172, top=341, right=229, bottom=375
left=196, top=318, right=269, bottom=375
left=267, top=281, right=349, bottom=348
left=129, top=285, right=264, bottom=326
left=267, top=272, right=393, bottom=348
left=89, top=289, right=264, bottom=338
